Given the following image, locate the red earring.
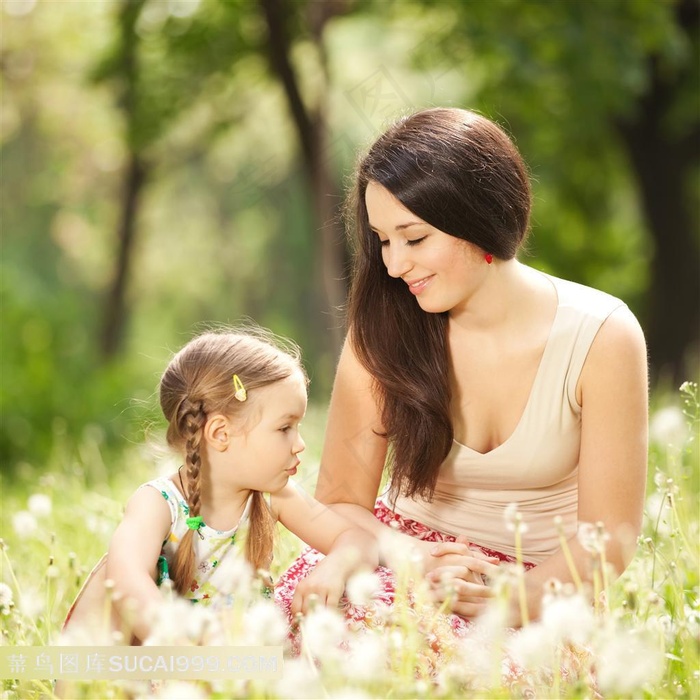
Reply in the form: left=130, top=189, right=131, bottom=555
left=484, top=253, right=494, bottom=264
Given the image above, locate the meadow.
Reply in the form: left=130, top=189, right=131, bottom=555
left=1, top=384, right=698, bottom=700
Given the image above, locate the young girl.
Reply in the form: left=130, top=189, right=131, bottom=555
left=64, top=328, right=378, bottom=644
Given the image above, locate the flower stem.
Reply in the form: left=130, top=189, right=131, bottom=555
left=515, top=515, right=529, bottom=626
left=555, top=519, right=583, bottom=592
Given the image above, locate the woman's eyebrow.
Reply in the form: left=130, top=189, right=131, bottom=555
left=370, top=221, right=425, bottom=233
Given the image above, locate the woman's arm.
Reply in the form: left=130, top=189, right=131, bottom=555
left=313, top=334, right=389, bottom=529
left=272, top=482, right=379, bottom=614
left=429, top=306, right=649, bottom=623
left=314, top=334, right=497, bottom=590
left=518, top=305, right=649, bottom=620
left=105, top=487, right=172, bottom=641
left=315, top=334, right=448, bottom=562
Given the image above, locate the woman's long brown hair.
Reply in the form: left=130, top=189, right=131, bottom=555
left=159, top=328, right=305, bottom=595
left=346, top=108, right=532, bottom=501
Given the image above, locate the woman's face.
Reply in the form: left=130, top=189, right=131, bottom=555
left=364, top=180, right=487, bottom=315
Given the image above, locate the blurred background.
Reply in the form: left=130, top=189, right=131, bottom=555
left=2, top=0, right=698, bottom=475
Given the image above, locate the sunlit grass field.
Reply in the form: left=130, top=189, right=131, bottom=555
left=1, top=385, right=698, bottom=699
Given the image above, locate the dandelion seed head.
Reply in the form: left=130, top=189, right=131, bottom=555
left=213, top=555, right=253, bottom=596
left=46, top=565, right=60, bottom=579
left=302, top=606, right=347, bottom=658
left=382, top=537, right=423, bottom=574
left=389, top=628, right=404, bottom=650
left=645, top=493, right=672, bottom=536
left=503, top=502, right=519, bottom=532
left=541, top=593, right=594, bottom=645
left=12, top=511, right=37, bottom=537
left=345, top=571, right=381, bottom=607
left=27, top=493, right=52, bottom=518
left=0, top=584, right=13, bottom=614
left=85, top=514, right=111, bottom=535
left=684, top=605, right=700, bottom=638
left=647, top=591, right=661, bottom=606
left=623, top=580, right=639, bottom=596
left=345, top=632, right=387, bottom=680
left=651, top=614, right=676, bottom=644
left=276, top=658, right=323, bottom=699
left=19, top=588, right=44, bottom=619
left=649, top=405, right=687, bottom=446
left=507, top=622, right=556, bottom=669
left=452, top=629, right=498, bottom=685
left=414, top=680, right=429, bottom=695
left=241, top=600, right=288, bottom=646
left=143, top=597, right=205, bottom=645
left=596, top=629, right=664, bottom=695
left=577, top=521, right=609, bottom=554
left=543, top=577, right=562, bottom=595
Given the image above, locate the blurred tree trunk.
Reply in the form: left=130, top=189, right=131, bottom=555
left=102, top=152, right=147, bottom=358
left=258, top=0, right=350, bottom=358
left=617, top=0, right=700, bottom=382
left=100, top=0, right=149, bottom=360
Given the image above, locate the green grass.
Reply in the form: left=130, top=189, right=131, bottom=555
left=1, top=388, right=698, bottom=699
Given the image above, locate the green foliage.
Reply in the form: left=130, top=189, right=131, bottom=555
left=401, top=0, right=696, bottom=314
left=2, top=0, right=697, bottom=470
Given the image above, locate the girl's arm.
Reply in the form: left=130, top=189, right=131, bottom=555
left=272, top=482, right=379, bottom=615
left=105, top=486, right=172, bottom=641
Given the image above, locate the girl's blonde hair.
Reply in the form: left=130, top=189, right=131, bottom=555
left=159, top=327, right=305, bottom=596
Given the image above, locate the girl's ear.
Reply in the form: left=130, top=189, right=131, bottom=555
left=204, top=414, right=231, bottom=452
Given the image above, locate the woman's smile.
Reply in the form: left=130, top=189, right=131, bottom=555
left=405, top=275, right=434, bottom=295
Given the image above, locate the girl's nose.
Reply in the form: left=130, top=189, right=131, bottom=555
left=294, top=433, right=306, bottom=454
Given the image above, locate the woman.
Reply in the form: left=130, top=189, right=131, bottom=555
left=278, top=107, right=648, bottom=625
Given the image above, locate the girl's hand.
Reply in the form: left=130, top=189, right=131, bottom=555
left=290, top=555, right=347, bottom=616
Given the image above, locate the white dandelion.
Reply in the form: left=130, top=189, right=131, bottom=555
left=301, top=606, right=348, bottom=659
left=345, top=571, right=382, bottom=606
left=275, top=658, right=323, bottom=700
left=506, top=622, right=557, bottom=670
left=27, top=493, right=52, bottom=518
left=649, top=405, right=687, bottom=446
left=577, top=521, right=610, bottom=555
left=12, top=511, right=37, bottom=537
left=241, top=600, right=288, bottom=646
left=541, top=593, right=595, bottom=646
left=0, top=583, right=13, bottom=615
left=19, top=587, right=44, bottom=619
left=596, top=628, right=664, bottom=695
left=344, top=631, right=388, bottom=680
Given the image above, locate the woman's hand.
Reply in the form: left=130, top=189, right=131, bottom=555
left=420, top=536, right=501, bottom=618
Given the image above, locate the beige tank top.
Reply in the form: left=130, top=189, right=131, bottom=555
left=384, top=274, right=626, bottom=564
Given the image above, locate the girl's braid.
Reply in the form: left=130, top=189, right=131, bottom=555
left=180, top=399, right=206, bottom=517
left=170, top=398, right=207, bottom=594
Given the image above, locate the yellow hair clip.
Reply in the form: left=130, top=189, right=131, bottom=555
left=232, top=374, right=247, bottom=402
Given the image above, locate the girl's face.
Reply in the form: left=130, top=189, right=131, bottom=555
left=365, top=180, right=487, bottom=316
left=226, top=371, right=307, bottom=493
